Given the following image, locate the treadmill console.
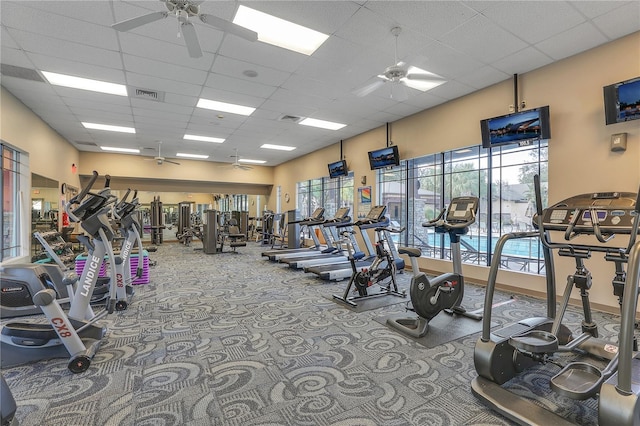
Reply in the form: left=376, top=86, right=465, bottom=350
left=310, top=207, right=325, bottom=220
left=363, top=206, right=387, bottom=222
left=540, top=191, right=638, bottom=235
left=334, top=207, right=350, bottom=219
left=446, top=196, right=479, bottom=224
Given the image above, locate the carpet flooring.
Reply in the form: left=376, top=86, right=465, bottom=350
left=1, top=242, right=627, bottom=425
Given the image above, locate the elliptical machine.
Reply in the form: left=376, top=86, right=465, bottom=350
left=387, top=196, right=481, bottom=338
left=0, top=171, right=113, bottom=373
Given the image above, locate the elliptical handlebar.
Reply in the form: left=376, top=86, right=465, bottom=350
left=69, top=170, right=98, bottom=206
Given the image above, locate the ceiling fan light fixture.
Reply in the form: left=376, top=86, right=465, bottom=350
left=184, top=134, right=225, bottom=143
left=42, top=71, right=128, bottom=96
left=82, top=122, right=136, bottom=133
left=100, top=146, right=140, bottom=153
left=176, top=152, right=209, bottom=159
left=233, top=5, right=328, bottom=55
left=260, top=144, right=296, bottom=151
left=299, top=117, right=346, bottom=131
left=197, top=98, right=255, bottom=116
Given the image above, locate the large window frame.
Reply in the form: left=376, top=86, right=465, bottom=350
left=1, top=142, right=29, bottom=263
left=378, top=141, right=548, bottom=274
left=296, top=172, right=355, bottom=220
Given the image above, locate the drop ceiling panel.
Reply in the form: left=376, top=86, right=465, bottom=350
left=365, top=1, right=479, bottom=40
left=9, top=29, right=122, bottom=70
left=117, top=32, right=217, bottom=70
left=421, top=80, right=475, bottom=101
left=592, top=2, right=640, bottom=40
left=492, top=47, right=554, bottom=75
left=26, top=53, right=125, bottom=83
left=125, top=72, right=203, bottom=97
left=69, top=108, right=134, bottom=124
left=456, top=65, right=510, bottom=90
left=482, top=1, right=585, bottom=45
left=333, top=6, right=397, bottom=47
left=218, top=36, right=307, bottom=74
left=416, top=41, right=484, bottom=80
left=441, top=15, right=529, bottom=63
left=130, top=99, right=194, bottom=116
left=23, top=1, right=115, bottom=26
left=1, top=26, right=18, bottom=48
left=198, top=86, right=266, bottom=107
left=571, top=1, right=633, bottom=19
left=122, top=54, right=209, bottom=85
left=1, top=2, right=118, bottom=50
left=210, top=55, right=291, bottom=87
left=535, top=22, right=609, bottom=61
left=203, top=73, right=278, bottom=99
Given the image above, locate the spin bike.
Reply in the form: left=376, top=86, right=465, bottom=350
left=387, top=196, right=481, bottom=338
left=332, top=222, right=406, bottom=307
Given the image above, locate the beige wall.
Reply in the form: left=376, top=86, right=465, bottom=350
left=272, top=32, right=640, bottom=313
left=1, top=87, right=81, bottom=190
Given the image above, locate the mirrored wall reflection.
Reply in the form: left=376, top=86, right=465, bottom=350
left=133, top=192, right=269, bottom=243
left=31, top=173, right=59, bottom=232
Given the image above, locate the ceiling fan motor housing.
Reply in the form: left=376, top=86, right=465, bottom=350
left=384, top=64, right=407, bottom=81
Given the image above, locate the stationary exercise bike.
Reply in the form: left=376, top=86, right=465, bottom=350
left=387, top=196, right=481, bottom=338
left=332, top=223, right=406, bottom=307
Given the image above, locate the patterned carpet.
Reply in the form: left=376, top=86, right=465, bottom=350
left=1, top=242, right=626, bottom=425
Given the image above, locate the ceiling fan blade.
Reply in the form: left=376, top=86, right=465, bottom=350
left=352, top=79, right=385, bottom=97
left=234, top=163, right=253, bottom=170
left=112, top=11, right=168, bottom=32
left=164, top=159, right=181, bottom=165
left=391, top=83, right=408, bottom=101
left=199, top=13, right=258, bottom=42
left=405, top=73, right=445, bottom=82
left=180, top=22, right=203, bottom=58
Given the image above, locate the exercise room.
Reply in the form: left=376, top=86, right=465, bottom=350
left=1, top=1, right=639, bottom=425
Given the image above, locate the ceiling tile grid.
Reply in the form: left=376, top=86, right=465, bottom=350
left=1, top=1, right=638, bottom=166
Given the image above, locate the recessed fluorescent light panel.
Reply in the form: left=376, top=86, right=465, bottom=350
left=100, top=146, right=140, bottom=153
left=82, top=122, right=135, bottom=133
left=260, top=144, right=296, bottom=151
left=299, top=118, right=346, bottom=131
left=184, top=134, right=225, bottom=143
left=42, top=71, right=127, bottom=96
left=233, top=5, right=329, bottom=55
left=239, top=158, right=266, bottom=164
left=196, top=99, right=255, bottom=116
left=176, top=153, right=209, bottom=159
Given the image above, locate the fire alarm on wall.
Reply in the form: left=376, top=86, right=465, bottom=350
left=610, top=133, right=627, bottom=152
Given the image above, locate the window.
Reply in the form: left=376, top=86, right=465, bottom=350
left=296, top=173, right=354, bottom=219
left=378, top=141, right=547, bottom=273
left=1, top=143, right=28, bottom=262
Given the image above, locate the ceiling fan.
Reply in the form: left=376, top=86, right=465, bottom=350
left=145, top=141, right=180, bottom=165
left=230, top=149, right=252, bottom=170
left=111, top=0, right=258, bottom=58
left=352, top=27, right=446, bottom=101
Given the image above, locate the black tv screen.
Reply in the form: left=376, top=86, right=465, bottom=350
left=480, top=106, right=551, bottom=149
left=604, top=76, right=640, bottom=125
left=328, top=160, right=348, bottom=178
left=368, top=145, right=400, bottom=170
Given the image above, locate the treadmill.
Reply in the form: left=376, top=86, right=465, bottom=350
left=286, top=207, right=355, bottom=269
left=279, top=207, right=352, bottom=267
left=261, top=207, right=325, bottom=261
left=304, top=206, right=404, bottom=281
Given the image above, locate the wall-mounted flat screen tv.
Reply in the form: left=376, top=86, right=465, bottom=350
left=368, top=145, right=400, bottom=170
left=480, top=106, right=551, bottom=149
left=604, top=76, right=640, bottom=125
left=328, top=159, right=348, bottom=178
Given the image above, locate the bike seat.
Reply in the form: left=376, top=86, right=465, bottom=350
left=399, top=247, right=421, bottom=257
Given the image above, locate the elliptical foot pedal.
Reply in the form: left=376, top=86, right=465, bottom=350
left=386, top=316, right=429, bottom=338
left=550, top=362, right=602, bottom=400
left=509, top=330, right=558, bottom=353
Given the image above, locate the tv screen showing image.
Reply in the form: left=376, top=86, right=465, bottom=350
left=480, top=106, right=551, bottom=149
left=328, top=160, right=348, bottom=178
left=604, top=76, right=640, bottom=125
left=368, top=145, right=400, bottom=170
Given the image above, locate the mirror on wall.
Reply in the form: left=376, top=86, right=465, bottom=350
left=31, top=173, right=59, bottom=232
left=136, top=192, right=268, bottom=243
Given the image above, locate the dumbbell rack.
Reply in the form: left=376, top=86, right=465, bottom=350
left=32, top=230, right=76, bottom=268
